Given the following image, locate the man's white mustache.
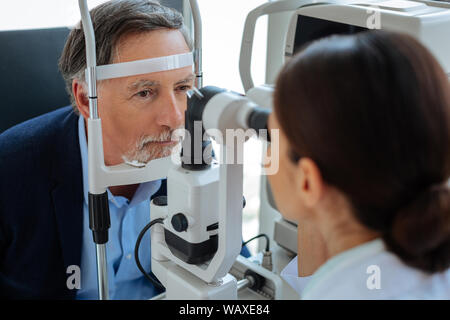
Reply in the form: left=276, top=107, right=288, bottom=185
left=137, top=128, right=183, bottom=150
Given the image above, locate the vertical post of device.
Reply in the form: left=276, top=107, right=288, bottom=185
left=78, top=0, right=110, bottom=300
left=189, top=0, right=203, bottom=88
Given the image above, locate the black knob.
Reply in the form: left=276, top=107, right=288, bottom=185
left=171, top=213, right=189, bottom=232
left=153, top=196, right=167, bottom=206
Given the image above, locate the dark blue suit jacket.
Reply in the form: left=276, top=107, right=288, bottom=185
left=0, top=107, right=84, bottom=299
left=0, top=106, right=168, bottom=299
left=0, top=106, right=249, bottom=299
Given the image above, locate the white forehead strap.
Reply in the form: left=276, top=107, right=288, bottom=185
left=93, top=52, right=193, bottom=81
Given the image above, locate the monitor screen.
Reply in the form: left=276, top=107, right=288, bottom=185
left=293, top=15, right=367, bottom=54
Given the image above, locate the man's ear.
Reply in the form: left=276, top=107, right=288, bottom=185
left=72, top=79, right=90, bottom=119
left=295, top=158, right=324, bottom=208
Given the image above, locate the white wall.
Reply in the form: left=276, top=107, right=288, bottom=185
left=0, top=1, right=109, bottom=31
left=195, top=0, right=268, bottom=254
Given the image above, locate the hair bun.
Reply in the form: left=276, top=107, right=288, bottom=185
left=383, top=182, right=450, bottom=273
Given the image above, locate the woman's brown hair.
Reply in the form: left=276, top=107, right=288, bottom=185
left=274, top=30, right=450, bottom=273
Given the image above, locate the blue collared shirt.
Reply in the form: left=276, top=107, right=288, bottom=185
left=76, top=115, right=162, bottom=300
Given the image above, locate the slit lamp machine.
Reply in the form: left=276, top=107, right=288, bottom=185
left=78, top=0, right=450, bottom=300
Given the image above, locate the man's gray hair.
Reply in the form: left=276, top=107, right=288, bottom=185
left=58, top=0, right=193, bottom=113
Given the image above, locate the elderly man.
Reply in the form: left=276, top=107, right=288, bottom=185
left=0, top=0, right=248, bottom=300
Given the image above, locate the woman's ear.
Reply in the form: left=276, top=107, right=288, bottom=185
left=72, top=79, right=90, bottom=119
left=295, top=158, right=324, bottom=208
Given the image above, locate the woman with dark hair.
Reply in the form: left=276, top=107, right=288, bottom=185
left=267, top=30, right=450, bottom=299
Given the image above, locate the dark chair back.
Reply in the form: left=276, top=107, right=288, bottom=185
left=0, top=27, right=71, bottom=133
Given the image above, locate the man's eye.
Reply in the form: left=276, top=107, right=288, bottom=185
left=136, top=89, right=153, bottom=98
left=177, top=85, right=192, bottom=92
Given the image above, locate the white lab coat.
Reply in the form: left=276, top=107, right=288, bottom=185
left=280, top=238, right=450, bottom=299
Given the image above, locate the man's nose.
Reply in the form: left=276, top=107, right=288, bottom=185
left=156, top=90, right=185, bottom=129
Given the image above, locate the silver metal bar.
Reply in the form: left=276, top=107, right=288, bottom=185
left=86, top=66, right=99, bottom=119
left=79, top=0, right=99, bottom=120
left=151, top=292, right=166, bottom=300
left=88, top=96, right=98, bottom=119
left=237, top=275, right=257, bottom=292
left=237, top=278, right=250, bottom=291
left=194, top=48, right=203, bottom=88
left=189, top=0, right=203, bottom=88
left=78, top=0, right=97, bottom=69
left=95, top=244, right=109, bottom=300
left=79, top=1, right=104, bottom=302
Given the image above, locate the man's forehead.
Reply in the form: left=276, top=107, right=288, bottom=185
left=114, top=29, right=191, bottom=63
left=96, top=29, right=193, bottom=84
left=126, top=72, right=194, bottom=90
